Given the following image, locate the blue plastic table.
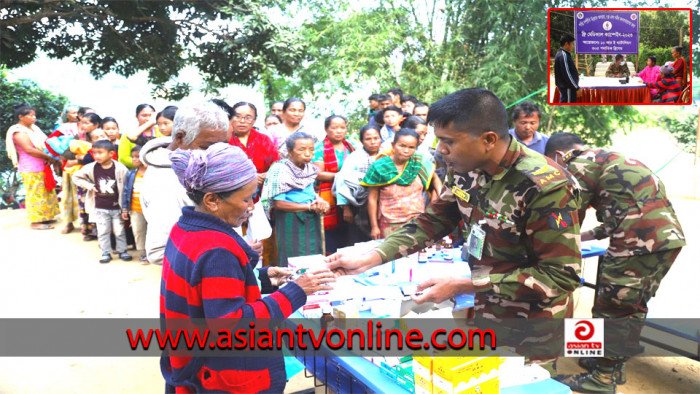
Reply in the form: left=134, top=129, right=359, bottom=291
left=284, top=244, right=608, bottom=393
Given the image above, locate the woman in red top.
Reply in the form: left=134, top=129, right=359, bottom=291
left=228, top=102, right=280, bottom=266
left=671, top=46, right=687, bottom=87
left=312, top=115, right=357, bottom=254
left=227, top=102, right=279, bottom=199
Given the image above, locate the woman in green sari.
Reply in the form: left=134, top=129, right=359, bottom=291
left=361, top=129, right=436, bottom=239
left=261, top=132, right=330, bottom=265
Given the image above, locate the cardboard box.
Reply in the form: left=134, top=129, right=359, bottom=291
left=413, top=350, right=433, bottom=394
left=432, top=353, right=500, bottom=394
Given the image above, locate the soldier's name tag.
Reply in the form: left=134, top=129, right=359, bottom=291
left=451, top=185, right=470, bottom=203
left=465, top=223, right=486, bottom=260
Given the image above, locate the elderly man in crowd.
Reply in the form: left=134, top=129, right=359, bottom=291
left=139, top=101, right=262, bottom=265
left=508, top=101, right=548, bottom=154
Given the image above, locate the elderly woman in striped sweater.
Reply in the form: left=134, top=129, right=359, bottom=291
left=161, top=143, right=334, bottom=393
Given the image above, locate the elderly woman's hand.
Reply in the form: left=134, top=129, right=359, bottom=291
left=293, top=268, right=335, bottom=295
left=246, top=238, right=263, bottom=255
left=311, top=198, right=330, bottom=215
left=267, top=267, right=294, bottom=286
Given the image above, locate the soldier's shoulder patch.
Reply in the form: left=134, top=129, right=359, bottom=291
left=515, top=155, right=568, bottom=192
left=547, top=210, right=573, bottom=230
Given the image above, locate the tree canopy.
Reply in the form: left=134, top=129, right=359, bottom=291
left=1, top=0, right=697, bottom=147
left=0, top=0, right=305, bottom=99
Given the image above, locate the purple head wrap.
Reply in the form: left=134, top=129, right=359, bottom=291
left=170, top=143, right=257, bottom=194
left=660, top=65, right=674, bottom=76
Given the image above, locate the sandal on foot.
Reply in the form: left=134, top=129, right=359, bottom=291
left=61, top=223, right=75, bottom=234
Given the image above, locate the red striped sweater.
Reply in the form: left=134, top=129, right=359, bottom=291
left=160, top=206, right=306, bottom=393
left=646, top=77, right=682, bottom=103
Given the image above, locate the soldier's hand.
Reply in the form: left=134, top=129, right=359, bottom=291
left=581, top=230, right=596, bottom=242
left=326, top=251, right=382, bottom=276
left=413, top=277, right=474, bottom=304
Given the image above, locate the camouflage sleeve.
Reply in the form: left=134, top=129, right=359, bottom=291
left=375, top=184, right=462, bottom=262
left=471, top=184, right=582, bottom=301
left=590, top=224, right=609, bottom=240
left=592, top=198, right=620, bottom=240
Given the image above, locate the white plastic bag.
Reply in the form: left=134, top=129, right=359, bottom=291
left=245, top=201, right=272, bottom=241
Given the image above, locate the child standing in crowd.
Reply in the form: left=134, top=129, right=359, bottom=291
left=155, top=106, right=178, bottom=136
left=72, top=113, right=104, bottom=240
left=121, top=145, right=149, bottom=264
left=101, top=117, right=121, bottom=147
left=73, top=140, right=132, bottom=263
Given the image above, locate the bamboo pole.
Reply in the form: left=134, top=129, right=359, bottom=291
left=695, top=106, right=700, bottom=165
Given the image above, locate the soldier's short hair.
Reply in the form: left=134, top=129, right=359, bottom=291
left=544, top=132, right=584, bottom=157
left=427, top=88, right=509, bottom=137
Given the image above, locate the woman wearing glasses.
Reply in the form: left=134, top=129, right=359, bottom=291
left=228, top=102, right=279, bottom=198
left=228, top=102, right=281, bottom=267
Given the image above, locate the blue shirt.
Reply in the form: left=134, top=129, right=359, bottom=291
left=273, top=183, right=315, bottom=204
left=508, top=129, right=549, bottom=155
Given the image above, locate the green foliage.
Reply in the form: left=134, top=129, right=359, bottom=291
left=541, top=102, right=646, bottom=147
left=660, top=111, right=699, bottom=153
left=638, top=44, right=675, bottom=67
left=264, top=0, right=641, bottom=145
left=0, top=68, right=68, bottom=193
left=638, top=10, right=690, bottom=50
left=0, top=0, right=305, bottom=100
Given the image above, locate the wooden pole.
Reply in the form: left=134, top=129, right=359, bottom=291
left=695, top=106, right=700, bottom=165
left=680, top=27, right=683, bottom=47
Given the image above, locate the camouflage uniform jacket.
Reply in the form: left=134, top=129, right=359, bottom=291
left=563, top=149, right=686, bottom=257
left=376, top=137, right=582, bottom=318
left=605, top=63, right=631, bottom=77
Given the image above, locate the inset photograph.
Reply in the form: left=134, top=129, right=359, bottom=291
left=548, top=9, right=691, bottom=104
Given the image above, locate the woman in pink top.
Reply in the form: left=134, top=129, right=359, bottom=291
left=638, top=56, right=661, bottom=96
left=5, top=105, right=60, bottom=230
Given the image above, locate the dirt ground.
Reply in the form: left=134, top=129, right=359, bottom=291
left=0, top=127, right=699, bottom=393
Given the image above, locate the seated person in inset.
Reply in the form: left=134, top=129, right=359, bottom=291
left=670, top=46, right=687, bottom=86
left=637, top=55, right=661, bottom=96
left=605, top=54, right=630, bottom=78
left=645, top=65, right=682, bottom=103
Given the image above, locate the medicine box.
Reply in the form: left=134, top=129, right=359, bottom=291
left=432, top=352, right=501, bottom=394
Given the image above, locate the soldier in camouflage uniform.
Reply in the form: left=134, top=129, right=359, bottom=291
left=605, top=55, right=631, bottom=78
left=327, top=88, right=582, bottom=374
left=545, top=132, right=685, bottom=394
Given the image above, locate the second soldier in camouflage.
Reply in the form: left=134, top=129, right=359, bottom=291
left=546, top=132, right=685, bottom=394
